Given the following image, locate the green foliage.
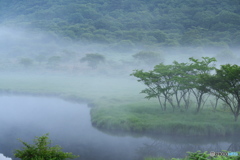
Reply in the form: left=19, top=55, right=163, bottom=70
left=201, top=64, right=240, bottom=121
left=131, top=55, right=240, bottom=121
left=144, top=151, right=240, bottom=160
left=185, top=151, right=240, bottom=160
left=1, top=0, right=240, bottom=47
left=14, top=133, right=78, bottom=160
left=91, top=102, right=240, bottom=136
left=131, top=57, right=216, bottom=112
left=180, top=27, right=207, bottom=46
left=80, top=53, right=105, bottom=69
left=187, top=151, right=210, bottom=160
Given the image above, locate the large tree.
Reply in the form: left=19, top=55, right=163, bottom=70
left=187, top=57, right=216, bottom=113
left=131, top=63, right=176, bottom=111
left=202, top=64, right=240, bottom=121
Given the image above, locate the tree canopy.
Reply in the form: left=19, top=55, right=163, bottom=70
left=202, top=64, right=240, bottom=121
left=1, top=0, right=240, bottom=47
left=132, top=57, right=240, bottom=121
left=131, top=57, right=216, bottom=112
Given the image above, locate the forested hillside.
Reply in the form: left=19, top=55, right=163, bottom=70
left=1, top=0, right=240, bottom=47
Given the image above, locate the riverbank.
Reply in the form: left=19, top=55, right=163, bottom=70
left=0, top=72, right=239, bottom=137
left=91, top=102, right=240, bottom=136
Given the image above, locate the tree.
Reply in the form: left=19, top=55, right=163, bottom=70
left=202, top=64, right=240, bottom=121
left=187, top=57, right=216, bottom=113
left=80, top=53, right=105, bottom=69
left=171, top=61, right=193, bottom=110
left=14, top=133, right=78, bottom=160
left=147, top=30, right=167, bottom=43
left=180, top=27, right=207, bottom=46
left=131, top=68, right=168, bottom=111
left=131, top=63, right=179, bottom=111
left=132, top=51, right=164, bottom=66
left=131, top=57, right=216, bottom=112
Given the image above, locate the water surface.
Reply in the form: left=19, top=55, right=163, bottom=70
left=0, top=96, right=239, bottom=160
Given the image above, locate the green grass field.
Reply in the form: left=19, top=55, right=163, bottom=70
left=0, top=71, right=239, bottom=137
left=91, top=102, right=240, bottom=136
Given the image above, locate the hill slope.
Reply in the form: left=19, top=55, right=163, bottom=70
left=0, top=0, right=240, bottom=47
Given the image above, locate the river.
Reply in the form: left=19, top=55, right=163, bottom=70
left=0, top=96, right=239, bottom=160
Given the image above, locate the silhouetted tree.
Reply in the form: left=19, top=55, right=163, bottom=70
left=132, top=51, right=164, bottom=66
left=80, top=53, right=105, bottom=69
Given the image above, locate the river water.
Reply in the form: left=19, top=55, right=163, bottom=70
left=0, top=96, right=239, bottom=160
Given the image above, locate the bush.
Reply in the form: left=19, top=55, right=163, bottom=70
left=14, top=133, right=78, bottom=160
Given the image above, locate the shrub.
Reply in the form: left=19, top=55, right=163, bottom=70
left=14, top=133, right=78, bottom=160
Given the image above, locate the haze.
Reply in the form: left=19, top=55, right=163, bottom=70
left=0, top=0, right=240, bottom=159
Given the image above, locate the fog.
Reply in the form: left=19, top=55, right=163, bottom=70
left=0, top=26, right=240, bottom=159
left=0, top=96, right=164, bottom=160
left=0, top=96, right=238, bottom=160
left=0, top=26, right=239, bottom=77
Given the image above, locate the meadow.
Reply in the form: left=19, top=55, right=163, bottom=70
left=0, top=70, right=239, bottom=137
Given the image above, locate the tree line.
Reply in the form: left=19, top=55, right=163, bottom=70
left=0, top=0, right=240, bottom=48
left=131, top=57, right=240, bottom=121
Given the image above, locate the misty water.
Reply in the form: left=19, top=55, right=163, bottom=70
left=0, top=96, right=239, bottom=160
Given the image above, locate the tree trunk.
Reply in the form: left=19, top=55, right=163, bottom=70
left=234, top=114, right=238, bottom=122
left=196, top=94, right=203, bottom=113
left=167, top=98, right=175, bottom=112
left=157, top=96, right=163, bottom=111
left=163, top=98, right=167, bottom=111
left=183, top=91, right=191, bottom=110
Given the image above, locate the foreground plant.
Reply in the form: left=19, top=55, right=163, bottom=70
left=145, top=151, right=240, bottom=160
left=14, top=133, right=78, bottom=160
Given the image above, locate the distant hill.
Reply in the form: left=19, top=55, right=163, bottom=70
left=1, top=0, right=240, bottom=47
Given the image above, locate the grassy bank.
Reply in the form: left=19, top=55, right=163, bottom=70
left=91, top=102, right=240, bottom=136
left=0, top=72, right=240, bottom=137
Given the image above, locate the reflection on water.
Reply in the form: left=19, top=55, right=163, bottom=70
left=0, top=96, right=238, bottom=160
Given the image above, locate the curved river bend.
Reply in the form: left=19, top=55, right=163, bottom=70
left=0, top=96, right=239, bottom=160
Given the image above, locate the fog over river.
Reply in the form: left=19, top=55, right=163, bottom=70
left=0, top=96, right=239, bottom=160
